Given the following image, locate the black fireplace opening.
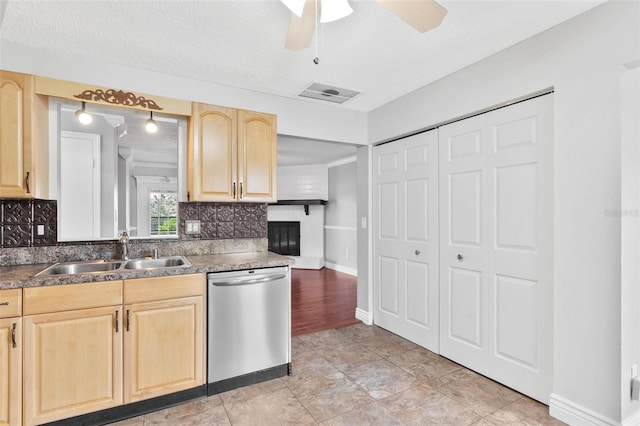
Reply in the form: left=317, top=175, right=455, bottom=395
left=268, top=221, right=301, bottom=256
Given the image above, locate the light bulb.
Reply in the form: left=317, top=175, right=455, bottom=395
left=75, top=102, right=92, bottom=125
left=145, top=112, right=158, bottom=133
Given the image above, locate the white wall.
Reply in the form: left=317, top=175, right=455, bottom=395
left=621, top=67, right=640, bottom=424
left=277, top=164, right=328, bottom=200
left=325, top=160, right=357, bottom=275
left=368, top=2, right=639, bottom=424
left=0, top=41, right=368, bottom=145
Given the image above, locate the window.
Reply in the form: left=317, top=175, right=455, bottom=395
left=150, top=191, right=177, bottom=236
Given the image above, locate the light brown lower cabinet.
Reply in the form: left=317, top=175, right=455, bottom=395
left=22, top=281, right=123, bottom=426
left=21, top=274, right=206, bottom=426
left=0, top=317, right=21, bottom=426
left=124, top=296, right=204, bottom=402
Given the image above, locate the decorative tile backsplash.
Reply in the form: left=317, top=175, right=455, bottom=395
left=0, top=199, right=267, bottom=249
left=1, top=199, right=57, bottom=248
left=178, top=202, right=267, bottom=240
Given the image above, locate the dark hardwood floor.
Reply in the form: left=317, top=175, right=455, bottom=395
left=291, top=267, right=360, bottom=336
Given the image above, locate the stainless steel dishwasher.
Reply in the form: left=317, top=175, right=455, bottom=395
left=207, top=266, right=291, bottom=395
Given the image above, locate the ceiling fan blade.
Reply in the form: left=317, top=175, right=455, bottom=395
left=285, top=0, right=316, bottom=50
left=377, top=0, right=447, bottom=33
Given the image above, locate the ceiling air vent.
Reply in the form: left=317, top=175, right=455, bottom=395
left=297, top=82, right=360, bottom=104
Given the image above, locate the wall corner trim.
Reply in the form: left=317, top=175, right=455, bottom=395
left=549, top=394, right=620, bottom=426
left=355, top=308, right=372, bottom=325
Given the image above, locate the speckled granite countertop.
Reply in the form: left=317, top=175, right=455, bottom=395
left=0, top=252, right=294, bottom=289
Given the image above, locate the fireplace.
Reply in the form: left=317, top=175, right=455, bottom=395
left=268, top=221, right=301, bottom=256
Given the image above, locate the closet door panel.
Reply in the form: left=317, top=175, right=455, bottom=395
left=374, top=130, right=439, bottom=351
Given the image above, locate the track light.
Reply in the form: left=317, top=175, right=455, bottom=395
left=145, top=111, right=158, bottom=133
left=75, top=102, right=92, bottom=125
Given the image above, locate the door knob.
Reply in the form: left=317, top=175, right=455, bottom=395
left=457, top=254, right=464, bottom=261
left=415, top=250, right=421, bottom=256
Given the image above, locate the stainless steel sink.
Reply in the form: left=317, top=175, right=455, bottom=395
left=123, top=256, right=190, bottom=270
left=36, top=260, right=125, bottom=276
left=36, top=256, right=191, bottom=276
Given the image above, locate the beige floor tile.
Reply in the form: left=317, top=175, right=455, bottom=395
left=299, top=328, right=348, bottom=348
left=345, top=359, right=419, bottom=399
left=144, top=396, right=229, bottom=425
left=224, top=387, right=315, bottom=425
left=219, top=377, right=288, bottom=405
left=294, top=376, right=375, bottom=422
left=403, top=355, right=463, bottom=381
left=383, top=384, right=481, bottom=426
left=486, top=398, right=565, bottom=425
left=319, top=399, right=406, bottom=426
left=438, top=369, right=523, bottom=416
left=358, top=332, right=420, bottom=358
left=287, top=349, right=344, bottom=379
left=315, top=340, right=382, bottom=371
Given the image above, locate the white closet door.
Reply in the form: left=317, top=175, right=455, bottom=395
left=373, top=130, right=439, bottom=351
left=438, top=113, right=490, bottom=374
left=439, top=94, right=553, bottom=403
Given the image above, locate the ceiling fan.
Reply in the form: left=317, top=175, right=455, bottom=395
left=282, top=0, right=448, bottom=51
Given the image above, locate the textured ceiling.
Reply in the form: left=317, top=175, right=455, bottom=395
left=0, top=0, right=604, bottom=112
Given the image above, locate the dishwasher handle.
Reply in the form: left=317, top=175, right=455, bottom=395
left=209, top=272, right=287, bottom=287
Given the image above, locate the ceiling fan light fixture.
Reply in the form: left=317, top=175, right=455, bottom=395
left=75, top=101, right=92, bottom=125
left=320, top=0, right=353, bottom=23
left=145, top=111, right=158, bottom=133
left=281, top=0, right=306, bottom=17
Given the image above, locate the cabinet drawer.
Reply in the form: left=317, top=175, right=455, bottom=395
left=23, top=281, right=123, bottom=315
left=0, top=288, right=22, bottom=318
left=124, top=274, right=204, bottom=304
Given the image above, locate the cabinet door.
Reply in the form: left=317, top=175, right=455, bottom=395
left=238, top=109, right=277, bottom=202
left=189, top=103, right=238, bottom=201
left=0, top=318, right=21, bottom=426
left=124, top=296, right=204, bottom=403
left=0, top=71, right=48, bottom=199
left=0, top=71, right=34, bottom=198
left=23, top=307, right=123, bottom=425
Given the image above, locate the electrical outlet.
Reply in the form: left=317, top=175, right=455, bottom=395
left=361, top=217, right=367, bottom=229
left=185, top=220, right=201, bottom=234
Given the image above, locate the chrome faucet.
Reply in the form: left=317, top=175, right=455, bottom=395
left=151, top=248, right=159, bottom=259
left=119, top=231, right=130, bottom=260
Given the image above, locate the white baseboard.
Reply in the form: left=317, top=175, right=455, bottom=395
left=289, top=256, right=324, bottom=270
left=355, top=308, right=372, bottom=325
left=324, top=262, right=357, bottom=276
left=549, top=394, right=620, bottom=426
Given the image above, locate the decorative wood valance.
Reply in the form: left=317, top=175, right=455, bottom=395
left=73, top=89, right=163, bottom=110
left=34, top=76, right=192, bottom=116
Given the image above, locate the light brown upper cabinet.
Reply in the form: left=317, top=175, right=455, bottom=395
left=189, top=103, right=277, bottom=202
left=0, top=71, right=48, bottom=199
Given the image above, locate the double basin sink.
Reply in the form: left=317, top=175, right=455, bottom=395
left=36, top=256, right=191, bottom=277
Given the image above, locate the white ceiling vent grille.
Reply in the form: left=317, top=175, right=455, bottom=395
left=298, top=82, right=361, bottom=104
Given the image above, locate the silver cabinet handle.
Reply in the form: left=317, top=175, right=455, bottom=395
left=126, top=309, right=130, bottom=332
left=415, top=250, right=421, bottom=255
left=240, top=182, right=243, bottom=199
left=115, top=310, right=119, bottom=333
left=233, top=182, right=237, bottom=198
left=25, top=171, right=31, bottom=194
left=457, top=254, right=464, bottom=261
